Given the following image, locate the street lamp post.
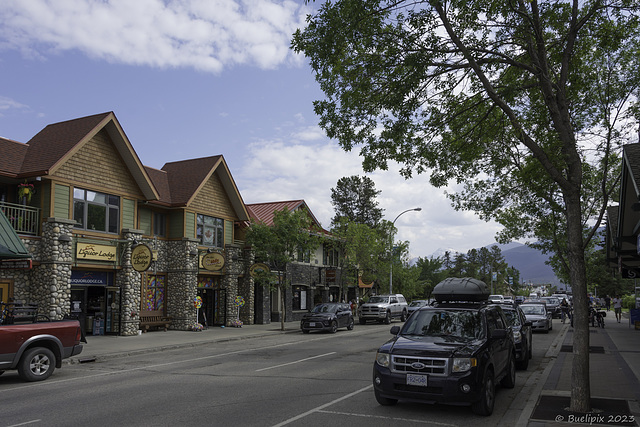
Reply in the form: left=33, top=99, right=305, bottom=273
left=389, top=207, right=422, bottom=294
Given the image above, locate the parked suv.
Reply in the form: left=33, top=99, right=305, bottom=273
left=359, top=294, right=408, bottom=324
left=372, top=278, right=516, bottom=416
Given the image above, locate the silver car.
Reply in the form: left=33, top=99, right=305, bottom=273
left=407, top=299, right=431, bottom=316
left=519, top=303, right=552, bottom=333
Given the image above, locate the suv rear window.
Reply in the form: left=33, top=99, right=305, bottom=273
left=402, top=309, right=484, bottom=340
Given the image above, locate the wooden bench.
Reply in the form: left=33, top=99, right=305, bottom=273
left=139, top=310, right=172, bottom=332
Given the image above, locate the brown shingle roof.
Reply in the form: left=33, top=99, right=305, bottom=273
left=22, top=112, right=112, bottom=175
left=161, top=156, right=222, bottom=206
left=0, top=137, right=28, bottom=177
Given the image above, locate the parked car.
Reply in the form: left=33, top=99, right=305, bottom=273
left=500, top=304, right=533, bottom=369
left=519, top=303, right=552, bottom=333
left=0, top=303, right=84, bottom=381
left=540, top=296, right=561, bottom=318
left=373, top=277, right=516, bottom=416
left=489, top=294, right=505, bottom=303
left=407, top=299, right=431, bottom=316
left=358, top=294, right=408, bottom=324
left=503, top=296, right=514, bottom=303
left=300, top=302, right=354, bottom=334
left=515, top=295, right=525, bottom=305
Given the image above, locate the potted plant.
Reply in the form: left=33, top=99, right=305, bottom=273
left=17, top=182, right=34, bottom=204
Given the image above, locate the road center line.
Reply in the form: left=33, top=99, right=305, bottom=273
left=255, top=352, right=336, bottom=372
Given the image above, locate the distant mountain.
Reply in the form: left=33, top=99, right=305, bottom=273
left=486, top=243, right=564, bottom=288
left=423, top=242, right=565, bottom=289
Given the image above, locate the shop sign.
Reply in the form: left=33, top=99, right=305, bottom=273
left=326, top=269, right=336, bottom=283
left=250, top=263, right=270, bottom=278
left=131, top=244, right=153, bottom=272
left=76, top=243, right=117, bottom=262
left=0, top=259, right=32, bottom=270
left=71, top=271, right=111, bottom=285
left=202, top=252, right=224, bottom=271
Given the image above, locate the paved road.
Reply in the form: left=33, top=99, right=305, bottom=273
left=0, top=320, right=562, bottom=427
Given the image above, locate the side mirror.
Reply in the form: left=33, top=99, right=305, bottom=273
left=390, top=326, right=400, bottom=335
left=490, top=328, right=508, bottom=339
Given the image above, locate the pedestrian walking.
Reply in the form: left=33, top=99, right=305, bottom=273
left=605, top=295, right=611, bottom=311
left=612, top=295, right=623, bottom=323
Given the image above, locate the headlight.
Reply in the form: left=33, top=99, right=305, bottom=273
left=513, top=330, right=522, bottom=343
left=376, top=351, right=390, bottom=368
left=452, top=357, right=477, bottom=373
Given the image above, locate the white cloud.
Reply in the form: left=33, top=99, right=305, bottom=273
left=0, top=0, right=309, bottom=72
left=237, top=138, right=505, bottom=258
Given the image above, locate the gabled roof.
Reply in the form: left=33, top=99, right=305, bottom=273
left=146, top=156, right=249, bottom=221
left=246, top=200, right=324, bottom=230
left=4, top=112, right=158, bottom=200
left=0, top=137, right=28, bottom=177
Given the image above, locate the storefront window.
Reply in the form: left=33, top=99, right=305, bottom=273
left=292, top=285, right=307, bottom=311
left=74, top=188, right=119, bottom=233
left=153, top=212, right=166, bottom=237
left=196, top=214, right=224, bottom=248
left=144, top=275, right=166, bottom=311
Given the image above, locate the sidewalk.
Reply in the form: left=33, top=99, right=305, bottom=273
left=519, top=312, right=640, bottom=426
left=69, top=314, right=640, bottom=426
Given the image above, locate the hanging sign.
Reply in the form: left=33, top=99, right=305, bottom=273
left=249, top=263, right=270, bottom=278
left=131, top=244, right=153, bottom=272
left=202, top=252, right=224, bottom=271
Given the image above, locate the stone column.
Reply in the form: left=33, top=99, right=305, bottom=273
left=166, top=238, right=199, bottom=330
left=117, top=229, right=143, bottom=336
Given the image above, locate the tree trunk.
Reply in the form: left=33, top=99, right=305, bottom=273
left=565, top=189, right=591, bottom=413
left=280, top=283, right=286, bottom=331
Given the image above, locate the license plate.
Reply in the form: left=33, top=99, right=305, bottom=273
left=406, top=374, right=428, bottom=387
left=309, top=322, right=316, bottom=327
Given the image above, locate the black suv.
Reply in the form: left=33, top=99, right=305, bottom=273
left=372, top=278, right=516, bottom=416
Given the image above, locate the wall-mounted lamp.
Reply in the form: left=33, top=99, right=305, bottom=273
left=131, top=239, right=139, bottom=247
left=58, top=234, right=71, bottom=242
left=189, top=249, right=199, bottom=257
left=207, top=248, right=213, bottom=253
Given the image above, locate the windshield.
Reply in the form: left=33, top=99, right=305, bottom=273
left=369, top=296, right=389, bottom=304
left=542, top=298, right=559, bottom=305
left=311, top=304, right=337, bottom=314
left=502, top=310, right=521, bottom=326
left=402, top=310, right=483, bottom=340
left=520, top=305, right=545, bottom=315
left=409, top=301, right=427, bottom=307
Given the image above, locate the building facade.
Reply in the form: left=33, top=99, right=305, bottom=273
left=0, top=112, right=254, bottom=336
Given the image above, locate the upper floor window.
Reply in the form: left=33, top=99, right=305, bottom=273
left=73, top=188, right=119, bottom=233
left=153, top=212, right=166, bottom=237
left=324, top=247, right=339, bottom=266
left=297, top=247, right=311, bottom=263
left=197, top=214, right=224, bottom=247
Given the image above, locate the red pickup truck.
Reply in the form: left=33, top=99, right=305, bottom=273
left=0, top=304, right=84, bottom=381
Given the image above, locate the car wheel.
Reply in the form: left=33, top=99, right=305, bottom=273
left=374, top=388, right=398, bottom=406
left=330, top=320, right=338, bottom=333
left=18, top=347, right=56, bottom=382
left=359, top=317, right=366, bottom=325
left=347, top=318, right=354, bottom=330
left=302, top=329, right=310, bottom=334
left=472, top=368, right=495, bottom=416
left=516, top=353, right=529, bottom=370
left=384, top=311, right=391, bottom=325
left=501, top=354, right=516, bottom=388
left=528, top=338, right=533, bottom=359
left=401, top=310, right=407, bottom=322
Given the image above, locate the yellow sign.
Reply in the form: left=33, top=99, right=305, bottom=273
left=131, top=244, right=153, bottom=272
left=76, top=243, right=117, bottom=262
left=202, top=252, right=224, bottom=271
left=250, top=263, right=270, bottom=278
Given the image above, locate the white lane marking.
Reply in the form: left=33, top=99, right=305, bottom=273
left=272, top=384, right=373, bottom=427
left=255, top=352, right=336, bottom=372
left=318, top=410, right=458, bottom=426
left=7, top=420, right=42, bottom=426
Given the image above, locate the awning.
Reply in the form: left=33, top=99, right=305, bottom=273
left=0, top=209, right=31, bottom=259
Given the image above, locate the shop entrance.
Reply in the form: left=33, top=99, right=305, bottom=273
left=197, top=288, right=226, bottom=327
left=0, top=280, right=11, bottom=304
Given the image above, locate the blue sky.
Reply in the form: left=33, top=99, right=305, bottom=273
left=0, top=0, right=506, bottom=259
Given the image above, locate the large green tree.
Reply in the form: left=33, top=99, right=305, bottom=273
left=293, top=0, right=640, bottom=412
left=331, top=175, right=384, bottom=228
left=246, top=207, right=321, bottom=331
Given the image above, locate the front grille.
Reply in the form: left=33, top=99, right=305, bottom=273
left=392, top=355, right=448, bottom=376
left=394, top=383, right=443, bottom=394
left=361, top=306, right=382, bottom=314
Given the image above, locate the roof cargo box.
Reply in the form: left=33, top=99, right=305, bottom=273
left=432, top=277, right=489, bottom=302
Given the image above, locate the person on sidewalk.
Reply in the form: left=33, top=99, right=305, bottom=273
left=612, top=295, right=623, bottom=323
left=605, top=295, right=611, bottom=311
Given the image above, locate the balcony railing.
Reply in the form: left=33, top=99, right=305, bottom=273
left=0, top=201, right=41, bottom=235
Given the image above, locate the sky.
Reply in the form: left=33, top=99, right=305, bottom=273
left=0, top=0, right=507, bottom=259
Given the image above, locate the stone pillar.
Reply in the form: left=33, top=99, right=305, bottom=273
left=166, top=238, right=199, bottom=331
left=117, top=229, right=143, bottom=336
